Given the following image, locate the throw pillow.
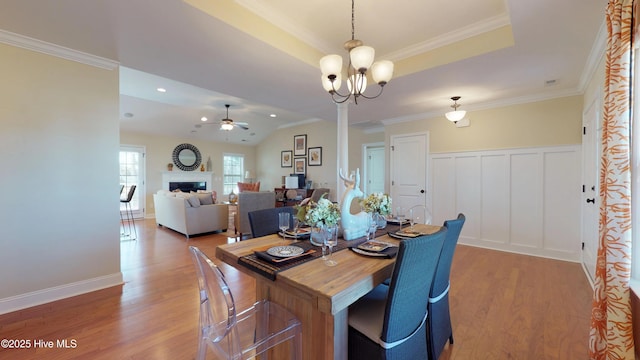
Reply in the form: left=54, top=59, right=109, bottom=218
left=187, top=195, right=201, bottom=208
left=192, top=191, right=213, bottom=205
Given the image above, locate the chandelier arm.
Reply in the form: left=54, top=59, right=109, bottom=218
left=331, top=92, right=354, bottom=104
left=358, top=85, right=385, bottom=100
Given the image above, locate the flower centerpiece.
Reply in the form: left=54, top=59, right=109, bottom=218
left=360, top=193, right=392, bottom=228
left=295, top=195, right=341, bottom=246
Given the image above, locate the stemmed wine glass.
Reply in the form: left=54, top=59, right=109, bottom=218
left=366, top=213, right=377, bottom=241
left=278, top=212, right=290, bottom=240
left=324, top=225, right=338, bottom=266
left=396, top=206, right=405, bottom=231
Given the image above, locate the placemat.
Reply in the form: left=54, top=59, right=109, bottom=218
left=238, top=236, right=371, bottom=281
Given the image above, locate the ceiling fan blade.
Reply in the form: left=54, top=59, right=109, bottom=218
left=234, top=123, right=249, bottom=130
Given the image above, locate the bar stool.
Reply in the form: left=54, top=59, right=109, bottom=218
left=120, top=185, right=137, bottom=240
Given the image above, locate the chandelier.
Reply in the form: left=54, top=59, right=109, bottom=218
left=445, top=96, right=466, bottom=123
left=319, top=0, right=394, bottom=104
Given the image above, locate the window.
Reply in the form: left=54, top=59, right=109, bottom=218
left=223, top=153, right=244, bottom=195
left=120, top=145, right=145, bottom=218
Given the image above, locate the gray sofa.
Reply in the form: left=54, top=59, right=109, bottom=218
left=153, top=190, right=229, bottom=239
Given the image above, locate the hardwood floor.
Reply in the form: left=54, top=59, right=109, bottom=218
left=0, top=218, right=592, bottom=359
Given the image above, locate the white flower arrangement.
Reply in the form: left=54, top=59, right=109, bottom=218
left=295, top=195, right=341, bottom=227
left=360, top=193, right=392, bottom=215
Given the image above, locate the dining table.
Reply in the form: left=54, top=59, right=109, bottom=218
left=215, top=223, right=442, bottom=360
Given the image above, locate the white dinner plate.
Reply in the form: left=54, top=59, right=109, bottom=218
left=267, top=245, right=304, bottom=257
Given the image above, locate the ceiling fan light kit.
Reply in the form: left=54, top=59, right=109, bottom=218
left=219, top=104, right=249, bottom=131
left=319, top=0, right=393, bottom=104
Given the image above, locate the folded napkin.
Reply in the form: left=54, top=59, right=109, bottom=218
left=349, top=245, right=398, bottom=259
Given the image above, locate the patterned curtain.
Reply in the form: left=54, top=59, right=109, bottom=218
left=589, top=1, right=635, bottom=359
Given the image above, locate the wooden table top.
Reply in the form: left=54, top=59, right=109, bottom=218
left=216, top=224, right=442, bottom=315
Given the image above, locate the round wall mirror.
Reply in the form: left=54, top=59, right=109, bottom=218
left=172, top=143, right=202, bottom=171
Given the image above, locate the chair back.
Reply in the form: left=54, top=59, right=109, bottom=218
left=381, top=229, right=446, bottom=345
left=430, top=213, right=465, bottom=298
left=310, top=188, right=330, bottom=202
left=121, top=185, right=136, bottom=203
left=248, top=207, right=295, bottom=238
left=237, top=182, right=260, bottom=192
left=189, top=246, right=241, bottom=358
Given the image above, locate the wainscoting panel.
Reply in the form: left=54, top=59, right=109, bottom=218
left=430, top=145, right=581, bottom=262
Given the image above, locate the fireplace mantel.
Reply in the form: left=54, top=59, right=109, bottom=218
left=162, top=171, right=213, bottom=191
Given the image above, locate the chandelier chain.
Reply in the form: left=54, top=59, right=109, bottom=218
left=351, top=0, right=355, bottom=41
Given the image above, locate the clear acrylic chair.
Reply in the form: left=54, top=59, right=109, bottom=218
left=189, top=246, right=303, bottom=360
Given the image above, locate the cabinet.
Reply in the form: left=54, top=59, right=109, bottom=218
left=274, top=188, right=313, bottom=207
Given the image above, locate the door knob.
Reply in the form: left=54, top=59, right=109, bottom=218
left=586, top=198, right=595, bottom=204
left=420, top=189, right=425, bottom=193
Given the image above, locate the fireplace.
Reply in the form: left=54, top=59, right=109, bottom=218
left=162, top=171, right=212, bottom=192
left=169, top=181, right=206, bottom=192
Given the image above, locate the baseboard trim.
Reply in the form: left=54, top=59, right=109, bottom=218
left=459, top=238, right=581, bottom=263
left=0, top=272, right=124, bottom=315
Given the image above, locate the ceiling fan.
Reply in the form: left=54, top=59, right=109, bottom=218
left=218, top=104, right=249, bottom=131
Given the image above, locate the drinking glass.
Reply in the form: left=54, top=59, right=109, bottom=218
left=409, top=208, right=416, bottom=230
left=365, top=213, right=374, bottom=241
left=396, top=206, right=405, bottom=231
left=278, top=212, right=290, bottom=240
left=324, top=225, right=338, bottom=266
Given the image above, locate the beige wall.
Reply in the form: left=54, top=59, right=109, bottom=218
left=0, top=43, right=121, bottom=310
left=255, top=119, right=383, bottom=202
left=119, top=132, right=256, bottom=215
left=386, top=96, right=584, bottom=154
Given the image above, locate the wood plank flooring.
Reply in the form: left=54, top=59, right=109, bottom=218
left=0, top=218, right=592, bottom=359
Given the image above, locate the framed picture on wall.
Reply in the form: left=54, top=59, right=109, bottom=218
left=281, top=150, right=292, bottom=167
left=294, top=134, right=307, bottom=156
left=308, top=147, right=322, bottom=166
left=294, top=157, right=306, bottom=175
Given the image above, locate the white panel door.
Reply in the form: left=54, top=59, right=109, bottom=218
left=365, top=146, right=385, bottom=195
left=390, top=133, right=428, bottom=215
left=582, top=98, right=600, bottom=282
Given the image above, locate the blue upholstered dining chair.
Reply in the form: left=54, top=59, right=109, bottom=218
left=189, top=246, right=302, bottom=360
left=427, top=213, right=465, bottom=360
left=247, top=206, right=295, bottom=238
left=347, top=228, right=447, bottom=360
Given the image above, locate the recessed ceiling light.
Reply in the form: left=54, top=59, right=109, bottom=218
left=157, top=87, right=166, bottom=92
left=201, top=116, right=208, bottom=121
left=270, top=114, right=277, bottom=118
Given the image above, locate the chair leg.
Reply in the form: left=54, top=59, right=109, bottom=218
left=449, top=334, right=454, bottom=344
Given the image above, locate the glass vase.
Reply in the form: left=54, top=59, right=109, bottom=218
left=373, top=212, right=387, bottom=229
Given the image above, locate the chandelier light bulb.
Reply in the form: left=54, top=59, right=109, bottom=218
left=350, top=46, right=375, bottom=72
left=347, top=73, right=367, bottom=94
left=320, top=54, right=342, bottom=77
left=322, top=73, right=342, bottom=93
left=371, top=60, right=394, bottom=85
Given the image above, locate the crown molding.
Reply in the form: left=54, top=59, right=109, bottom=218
left=381, top=88, right=583, bottom=126
left=381, top=14, right=511, bottom=61
left=0, top=29, right=119, bottom=70
left=578, top=19, right=606, bottom=92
